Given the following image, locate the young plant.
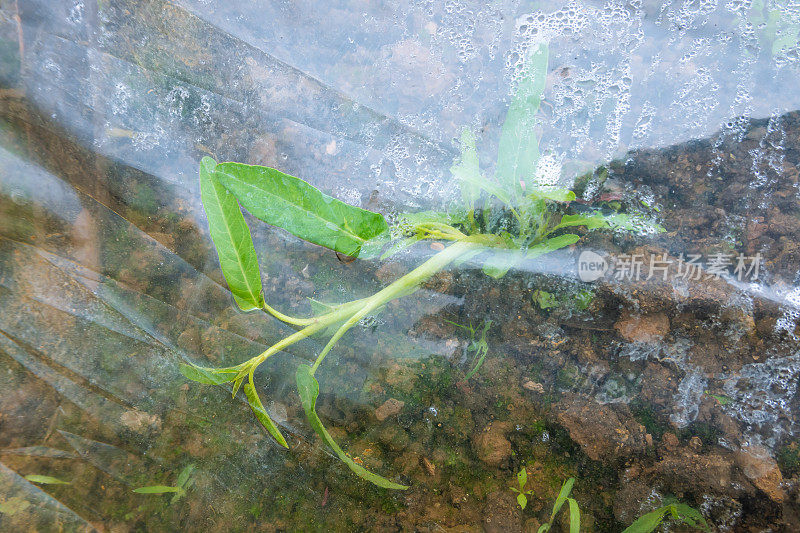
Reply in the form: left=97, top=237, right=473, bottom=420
left=622, top=502, right=711, bottom=533
left=133, top=464, right=195, bottom=504
left=446, top=318, right=491, bottom=379
left=181, top=43, right=657, bottom=489
left=538, top=477, right=580, bottom=533
left=511, top=466, right=533, bottom=510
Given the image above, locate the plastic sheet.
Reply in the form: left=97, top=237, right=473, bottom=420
left=1, top=0, right=799, bottom=530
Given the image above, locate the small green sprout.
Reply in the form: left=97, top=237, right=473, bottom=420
left=538, top=477, right=580, bottom=533
left=133, top=464, right=195, bottom=504
left=510, top=467, right=533, bottom=509
left=705, top=390, right=732, bottom=406
left=446, top=318, right=491, bottom=379
left=622, top=502, right=711, bottom=533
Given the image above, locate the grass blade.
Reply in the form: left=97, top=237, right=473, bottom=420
left=550, top=477, right=575, bottom=521
left=133, top=486, right=183, bottom=494
left=24, top=475, right=70, bottom=485
left=243, top=382, right=289, bottom=448
left=199, top=157, right=264, bottom=311
left=296, top=364, right=408, bottom=490
left=215, top=162, right=388, bottom=257
left=567, top=497, right=580, bottom=533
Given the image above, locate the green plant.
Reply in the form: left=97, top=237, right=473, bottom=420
left=445, top=318, right=491, bottom=379
left=622, top=502, right=711, bottom=533
left=510, top=467, right=533, bottom=510
left=133, top=464, right=195, bottom=504
left=181, top=43, right=659, bottom=489
left=538, top=477, right=580, bottom=533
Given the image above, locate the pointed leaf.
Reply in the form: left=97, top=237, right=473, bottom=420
left=450, top=128, right=482, bottom=209
left=517, top=492, right=527, bottom=510
left=296, top=364, right=408, bottom=490
left=529, top=188, right=575, bottom=202
left=550, top=477, right=575, bottom=521
left=179, top=363, right=239, bottom=385
left=673, top=503, right=711, bottom=531
left=133, top=486, right=183, bottom=494
left=199, top=157, right=265, bottom=311
left=496, top=43, right=549, bottom=196
left=567, top=498, right=580, bottom=533
left=176, top=464, right=195, bottom=489
left=554, top=213, right=610, bottom=231
left=621, top=507, right=668, bottom=533
left=243, top=382, right=289, bottom=448
left=517, top=467, right=528, bottom=489
left=215, top=162, right=388, bottom=257
left=526, top=234, right=579, bottom=260
left=24, top=475, right=70, bottom=485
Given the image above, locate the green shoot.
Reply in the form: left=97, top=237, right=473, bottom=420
left=537, top=478, right=579, bottom=533
left=622, top=502, right=711, bottom=533
left=133, top=464, right=195, bottom=504
left=510, top=467, right=533, bottom=510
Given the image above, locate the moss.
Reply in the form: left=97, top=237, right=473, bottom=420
left=777, top=441, right=800, bottom=477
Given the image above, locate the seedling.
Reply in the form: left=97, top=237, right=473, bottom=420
left=538, top=477, right=580, bottom=533
left=133, top=464, right=195, bottom=504
left=622, top=502, right=711, bottom=533
left=446, top=318, right=491, bottom=379
left=510, top=467, right=533, bottom=510
left=181, top=43, right=662, bottom=489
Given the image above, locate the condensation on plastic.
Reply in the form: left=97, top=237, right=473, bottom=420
left=0, top=0, right=799, bottom=529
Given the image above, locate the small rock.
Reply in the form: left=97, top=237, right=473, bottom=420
left=523, top=380, right=545, bottom=393
left=614, top=311, right=670, bottom=343
left=689, top=436, right=703, bottom=451
left=735, top=444, right=785, bottom=502
left=662, top=432, right=679, bottom=450
left=420, top=456, right=436, bottom=476
left=550, top=393, right=647, bottom=462
left=472, top=423, right=513, bottom=467
left=375, top=398, right=405, bottom=421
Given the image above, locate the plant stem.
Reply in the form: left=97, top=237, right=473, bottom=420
left=309, top=240, right=479, bottom=374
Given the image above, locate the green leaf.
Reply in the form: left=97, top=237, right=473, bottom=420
left=24, top=475, right=70, bottom=485
left=517, top=492, right=527, bottom=510
left=517, top=467, right=528, bottom=489
left=243, top=382, right=289, bottom=448
left=133, top=486, right=184, bottom=494
left=526, top=234, right=580, bottom=260
left=214, top=162, right=388, bottom=257
left=295, top=364, right=408, bottom=490
left=621, top=507, right=668, bottom=533
left=199, top=157, right=265, bottom=312
left=496, top=43, right=549, bottom=197
left=672, top=503, right=711, bottom=531
left=179, top=363, right=239, bottom=385
left=554, top=213, right=610, bottom=231
left=567, top=498, right=581, bottom=533
left=176, top=464, right=195, bottom=489
left=482, top=249, right=522, bottom=279
left=451, top=128, right=482, bottom=209
left=550, top=477, right=575, bottom=521
left=537, top=525, right=550, bottom=533
left=529, top=188, right=576, bottom=203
